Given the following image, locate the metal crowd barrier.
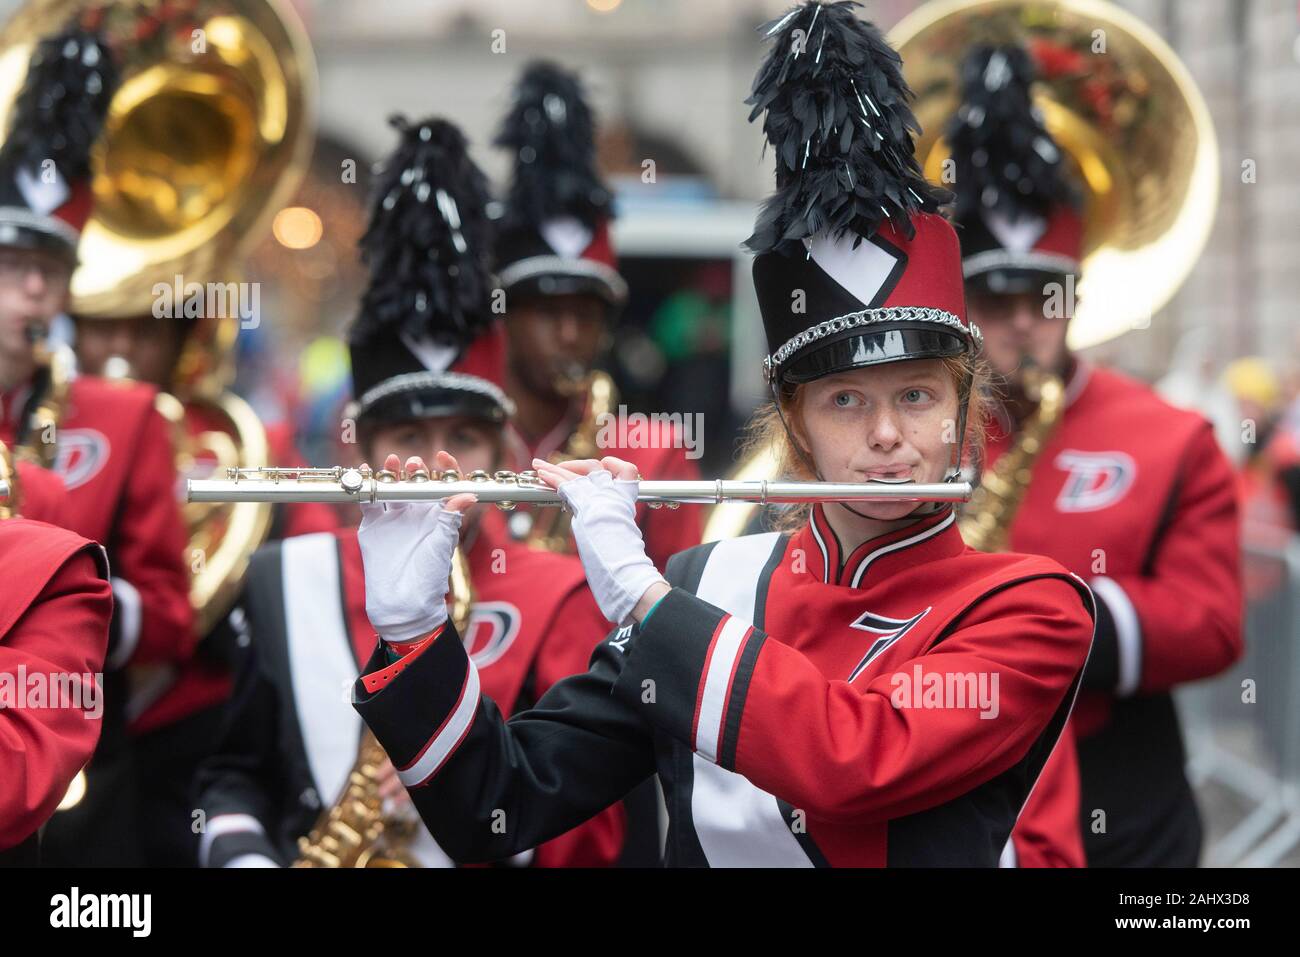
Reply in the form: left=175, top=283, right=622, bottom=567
left=1178, top=528, right=1300, bottom=867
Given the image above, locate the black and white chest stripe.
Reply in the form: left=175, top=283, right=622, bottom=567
left=668, top=533, right=826, bottom=868
left=279, top=534, right=453, bottom=868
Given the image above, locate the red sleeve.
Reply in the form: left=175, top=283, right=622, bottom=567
left=1092, top=422, right=1242, bottom=695
left=530, top=584, right=627, bottom=868
left=0, top=549, right=111, bottom=848
left=1009, top=720, right=1083, bottom=867
left=616, top=575, right=1093, bottom=823
left=637, top=447, right=703, bottom=573
left=105, top=403, right=196, bottom=668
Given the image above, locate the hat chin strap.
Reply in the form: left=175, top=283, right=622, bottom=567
left=769, top=361, right=973, bottom=521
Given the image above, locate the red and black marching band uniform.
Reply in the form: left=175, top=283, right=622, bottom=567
left=945, top=43, right=1243, bottom=866
left=354, top=4, right=1097, bottom=868
left=0, top=375, right=195, bottom=676
left=0, top=22, right=195, bottom=865
left=492, top=62, right=702, bottom=572
left=0, top=519, right=112, bottom=864
left=195, top=515, right=623, bottom=867
left=986, top=361, right=1241, bottom=865
left=353, top=504, right=1093, bottom=866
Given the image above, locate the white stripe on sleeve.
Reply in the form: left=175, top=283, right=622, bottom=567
left=397, top=660, right=481, bottom=788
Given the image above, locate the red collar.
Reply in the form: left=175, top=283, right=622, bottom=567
left=799, top=502, right=963, bottom=588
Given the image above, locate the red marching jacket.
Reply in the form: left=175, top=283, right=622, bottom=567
left=196, top=510, right=624, bottom=867
left=990, top=360, right=1243, bottom=866
left=0, top=375, right=195, bottom=672
left=355, top=503, right=1095, bottom=866
left=0, top=519, right=112, bottom=851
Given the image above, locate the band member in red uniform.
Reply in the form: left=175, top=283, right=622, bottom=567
left=195, top=118, right=622, bottom=867
left=0, top=20, right=194, bottom=865
left=0, top=517, right=111, bottom=865
left=492, top=61, right=701, bottom=570
left=350, top=3, right=1095, bottom=867
left=945, top=43, right=1242, bottom=866
left=70, top=284, right=335, bottom=866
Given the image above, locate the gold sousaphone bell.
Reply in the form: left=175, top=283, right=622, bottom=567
left=0, top=0, right=317, bottom=639
left=889, top=0, right=1220, bottom=350
left=0, top=0, right=316, bottom=318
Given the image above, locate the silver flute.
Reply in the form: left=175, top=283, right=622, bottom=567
left=187, top=466, right=972, bottom=508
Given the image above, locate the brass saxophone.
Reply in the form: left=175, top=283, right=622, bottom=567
left=524, top=369, right=617, bottom=553
left=958, top=365, right=1065, bottom=553
left=292, top=546, right=477, bottom=867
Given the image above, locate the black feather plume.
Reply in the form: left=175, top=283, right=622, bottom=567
left=495, top=60, right=611, bottom=231
left=944, top=44, right=1078, bottom=223
left=744, top=1, right=944, bottom=254
left=0, top=24, right=119, bottom=183
left=352, top=117, right=495, bottom=349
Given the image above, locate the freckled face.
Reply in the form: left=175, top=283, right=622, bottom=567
left=796, top=358, right=958, bottom=522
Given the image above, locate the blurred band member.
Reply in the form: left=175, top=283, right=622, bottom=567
left=945, top=44, right=1242, bottom=866
left=0, top=19, right=193, bottom=866
left=196, top=119, right=622, bottom=868
left=493, top=62, right=701, bottom=570
left=71, top=282, right=335, bottom=866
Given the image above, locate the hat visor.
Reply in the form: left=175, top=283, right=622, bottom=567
left=964, top=265, right=1074, bottom=297
left=505, top=270, right=626, bottom=310
left=358, top=386, right=508, bottom=428
left=0, top=220, right=78, bottom=265
left=780, top=324, right=968, bottom=385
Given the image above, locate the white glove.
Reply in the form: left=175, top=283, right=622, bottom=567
left=557, top=469, right=668, bottom=625
left=357, top=498, right=463, bottom=643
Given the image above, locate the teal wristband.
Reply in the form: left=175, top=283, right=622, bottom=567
left=640, top=590, right=669, bottom=627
